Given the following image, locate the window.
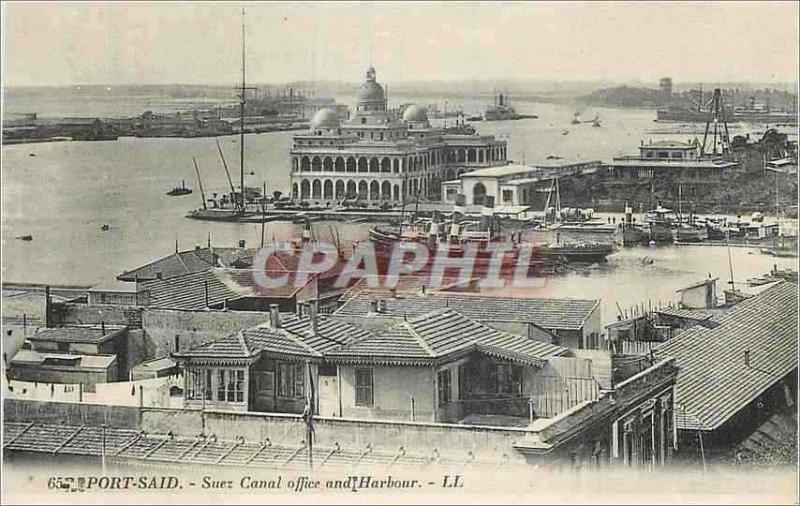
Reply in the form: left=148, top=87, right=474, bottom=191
left=355, top=368, right=373, bottom=406
left=458, top=363, right=470, bottom=399
left=502, top=189, right=513, bottom=204
left=187, top=369, right=213, bottom=401
left=217, top=369, right=245, bottom=402
left=361, top=117, right=367, bottom=124
left=437, top=369, right=451, bottom=406
left=278, top=362, right=305, bottom=398
left=495, top=364, right=522, bottom=395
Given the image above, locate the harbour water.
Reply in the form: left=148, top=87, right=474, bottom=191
left=2, top=92, right=795, bottom=326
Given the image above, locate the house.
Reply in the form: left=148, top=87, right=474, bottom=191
left=655, top=281, right=797, bottom=458
left=334, top=287, right=602, bottom=350
left=8, top=350, right=117, bottom=388
left=172, top=303, right=371, bottom=414
left=676, top=277, right=719, bottom=309
left=325, top=308, right=569, bottom=423
left=7, top=325, right=131, bottom=384
left=130, top=356, right=179, bottom=380
left=440, top=160, right=601, bottom=208
left=87, top=280, right=150, bottom=306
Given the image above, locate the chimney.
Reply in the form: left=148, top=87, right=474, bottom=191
left=369, top=300, right=379, bottom=313
left=378, top=299, right=387, bottom=313
left=239, top=239, right=246, bottom=248
left=270, top=304, right=281, bottom=328
left=156, top=271, right=163, bottom=280
left=174, top=334, right=180, bottom=352
left=308, top=302, right=319, bottom=335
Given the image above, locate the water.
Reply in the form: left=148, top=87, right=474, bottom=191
left=2, top=91, right=796, bottom=326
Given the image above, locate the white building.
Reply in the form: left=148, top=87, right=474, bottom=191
left=442, top=160, right=602, bottom=207
left=289, top=67, right=508, bottom=204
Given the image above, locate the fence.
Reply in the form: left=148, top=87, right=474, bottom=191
left=530, top=375, right=600, bottom=419
left=621, top=340, right=661, bottom=356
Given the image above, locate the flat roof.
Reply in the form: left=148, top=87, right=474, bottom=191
left=460, top=164, right=535, bottom=178
left=28, top=325, right=127, bottom=344
left=11, top=349, right=116, bottom=370
left=609, top=160, right=738, bottom=169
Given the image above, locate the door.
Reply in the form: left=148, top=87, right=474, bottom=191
left=252, top=371, right=275, bottom=412
left=318, top=368, right=340, bottom=417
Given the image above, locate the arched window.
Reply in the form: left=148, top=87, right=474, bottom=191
left=335, top=180, right=345, bottom=199
left=311, top=157, right=322, bottom=172
left=300, top=180, right=310, bottom=199
left=301, top=157, right=310, bottom=171
left=312, top=179, right=322, bottom=199
left=357, top=180, right=368, bottom=200
left=393, top=184, right=400, bottom=201
left=346, top=180, right=357, bottom=199
left=292, top=182, right=299, bottom=199
left=381, top=181, right=391, bottom=200
left=347, top=157, right=356, bottom=172
left=358, top=158, right=368, bottom=172
left=323, top=180, right=333, bottom=199
left=323, top=157, right=333, bottom=172
left=369, top=157, right=379, bottom=173
left=335, top=157, right=345, bottom=172
left=370, top=180, right=380, bottom=200
left=381, top=157, right=391, bottom=172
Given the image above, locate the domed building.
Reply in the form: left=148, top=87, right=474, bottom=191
left=290, top=67, right=507, bottom=204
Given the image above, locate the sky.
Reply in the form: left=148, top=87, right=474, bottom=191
left=2, top=1, right=798, bottom=87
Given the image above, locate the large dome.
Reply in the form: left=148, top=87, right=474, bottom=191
left=357, top=66, right=385, bottom=104
left=402, top=104, right=428, bottom=122
left=310, top=108, right=340, bottom=129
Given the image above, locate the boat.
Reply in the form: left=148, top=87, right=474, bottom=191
left=674, top=224, right=706, bottom=242
left=166, top=180, right=193, bottom=196
left=483, top=93, right=537, bottom=121
left=562, top=129, right=569, bottom=136
left=100, top=224, right=110, bottom=231
left=571, top=112, right=581, bottom=125
left=466, top=115, right=483, bottom=122
left=28, top=153, right=36, bottom=157
left=15, top=235, right=33, bottom=241
left=643, top=206, right=676, bottom=243
left=186, top=12, right=265, bottom=223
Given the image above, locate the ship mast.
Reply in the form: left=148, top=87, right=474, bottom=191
left=239, top=8, right=246, bottom=213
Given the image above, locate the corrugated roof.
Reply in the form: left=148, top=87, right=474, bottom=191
left=329, top=308, right=567, bottom=366
left=335, top=290, right=599, bottom=331
left=655, top=281, right=798, bottom=431
left=655, top=307, right=728, bottom=322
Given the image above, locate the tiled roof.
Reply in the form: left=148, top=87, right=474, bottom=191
left=277, top=314, right=372, bottom=353
left=655, top=307, right=728, bottom=322
left=335, top=291, right=599, bottom=331
left=656, top=281, right=798, bottom=431
left=27, top=325, right=126, bottom=344
left=175, top=314, right=370, bottom=361
left=141, top=268, right=303, bottom=310
left=117, top=247, right=242, bottom=281
left=328, top=309, right=567, bottom=366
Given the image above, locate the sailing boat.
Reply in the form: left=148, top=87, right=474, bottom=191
left=186, top=9, right=262, bottom=222
left=760, top=169, right=798, bottom=257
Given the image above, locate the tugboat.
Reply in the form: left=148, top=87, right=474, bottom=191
left=166, top=180, right=192, bottom=196
left=643, top=206, right=676, bottom=243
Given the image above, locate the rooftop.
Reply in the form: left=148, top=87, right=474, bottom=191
left=642, top=140, right=696, bottom=149
left=459, top=163, right=533, bottom=179
left=655, top=281, right=798, bottom=431
left=327, top=308, right=568, bottom=366
left=140, top=268, right=307, bottom=310
left=174, top=313, right=371, bottom=362
left=10, top=350, right=117, bottom=370
left=117, top=247, right=244, bottom=281
left=27, top=325, right=127, bottom=344
left=334, top=289, right=600, bottom=332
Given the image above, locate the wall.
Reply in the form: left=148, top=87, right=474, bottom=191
left=49, top=302, right=143, bottom=327
left=140, top=408, right=529, bottom=462
left=4, top=398, right=140, bottom=428
left=339, top=364, right=435, bottom=422
left=8, top=362, right=116, bottom=388
left=142, top=308, right=270, bottom=358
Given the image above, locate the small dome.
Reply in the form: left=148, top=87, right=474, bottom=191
left=402, top=104, right=428, bottom=122
left=310, top=108, right=340, bottom=129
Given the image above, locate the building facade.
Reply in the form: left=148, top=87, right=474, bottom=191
left=289, top=67, right=508, bottom=204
